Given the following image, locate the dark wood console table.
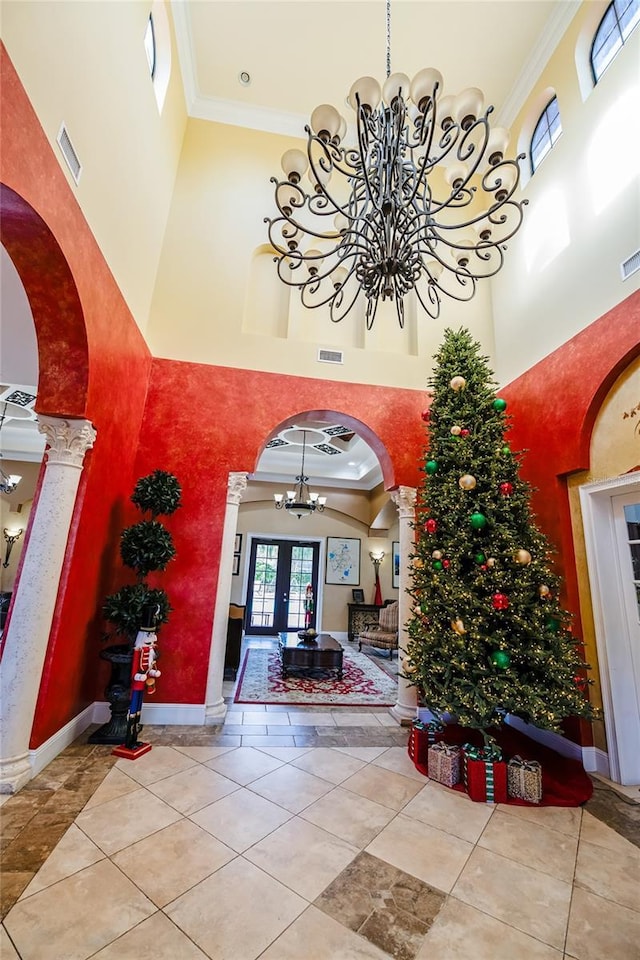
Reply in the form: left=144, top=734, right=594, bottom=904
left=279, top=633, right=343, bottom=680
left=347, top=603, right=385, bottom=642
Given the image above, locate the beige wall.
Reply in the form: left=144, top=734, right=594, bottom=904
left=492, top=4, right=640, bottom=386
left=567, top=355, right=640, bottom=751
left=231, top=493, right=399, bottom=632
left=1, top=0, right=187, bottom=336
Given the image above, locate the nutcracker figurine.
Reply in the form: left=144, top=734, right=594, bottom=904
left=112, top=605, right=161, bottom=759
left=304, top=583, right=314, bottom=631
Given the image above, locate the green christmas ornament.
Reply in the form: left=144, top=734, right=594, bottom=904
left=432, top=560, right=443, bottom=571
left=490, top=650, right=510, bottom=669
left=501, top=445, right=511, bottom=455
left=493, top=398, right=507, bottom=412
left=425, top=460, right=438, bottom=475
left=546, top=617, right=561, bottom=633
left=474, top=553, right=486, bottom=564
left=470, top=512, right=487, bottom=530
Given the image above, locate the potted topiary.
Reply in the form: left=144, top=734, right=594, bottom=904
left=89, top=470, right=182, bottom=744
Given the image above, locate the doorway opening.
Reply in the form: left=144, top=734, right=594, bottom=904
left=246, top=536, right=321, bottom=635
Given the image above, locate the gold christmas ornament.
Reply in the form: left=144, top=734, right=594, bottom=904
left=486, top=557, right=496, bottom=567
left=539, top=584, right=550, bottom=597
left=413, top=557, right=424, bottom=569
left=450, top=376, right=467, bottom=392
left=459, top=474, right=477, bottom=491
left=432, top=550, right=442, bottom=560
left=403, top=658, right=418, bottom=674
left=515, top=549, right=532, bottom=565
left=451, top=618, right=467, bottom=634
left=450, top=425, right=462, bottom=436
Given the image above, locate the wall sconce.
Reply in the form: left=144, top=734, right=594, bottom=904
left=3, top=527, right=23, bottom=568
left=369, top=549, right=385, bottom=605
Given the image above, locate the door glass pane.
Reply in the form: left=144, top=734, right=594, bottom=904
left=287, top=545, right=315, bottom=629
left=624, top=503, right=640, bottom=541
left=250, top=543, right=279, bottom=628
left=623, top=504, right=640, bottom=620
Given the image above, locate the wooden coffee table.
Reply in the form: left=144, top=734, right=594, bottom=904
left=278, top=633, right=344, bottom=680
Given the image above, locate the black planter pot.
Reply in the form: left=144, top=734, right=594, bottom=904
left=87, top=643, right=134, bottom=745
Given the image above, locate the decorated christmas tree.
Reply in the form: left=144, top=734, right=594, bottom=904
left=404, top=328, right=594, bottom=743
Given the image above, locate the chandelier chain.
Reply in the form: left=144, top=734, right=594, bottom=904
left=386, top=0, right=391, bottom=79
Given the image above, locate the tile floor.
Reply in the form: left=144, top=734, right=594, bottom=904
left=1, top=641, right=639, bottom=959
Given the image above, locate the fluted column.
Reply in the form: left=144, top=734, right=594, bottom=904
left=0, top=417, right=96, bottom=793
left=205, top=472, right=248, bottom=723
left=390, top=485, right=418, bottom=724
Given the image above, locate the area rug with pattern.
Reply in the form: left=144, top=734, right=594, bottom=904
left=234, top=646, right=399, bottom=706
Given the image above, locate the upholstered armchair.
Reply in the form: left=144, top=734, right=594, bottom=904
left=358, top=601, right=399, bottom=658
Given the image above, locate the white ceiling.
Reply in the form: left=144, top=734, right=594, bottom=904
left=174, top=0, right=580, bottom=135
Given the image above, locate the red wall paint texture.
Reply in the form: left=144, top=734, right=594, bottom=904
left=3, top=43, right=639, bottom=751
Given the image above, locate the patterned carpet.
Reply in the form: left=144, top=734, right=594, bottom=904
left=234, top=646, right=399, bottom=706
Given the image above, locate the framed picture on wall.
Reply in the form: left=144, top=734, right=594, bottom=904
left=326, top=537, right=360, bottom=585
left=392, top=541, right=400, bottom=589
left=232, top=554, right=240, bottom=576
left=234, top=533, right=242, bottom=554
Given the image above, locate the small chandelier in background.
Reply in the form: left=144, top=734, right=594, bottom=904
left=0, top=403, right=21, bottom=495
left=274, top=430, right=327, bottom=519
left=266, top=0, right=527, bottom=329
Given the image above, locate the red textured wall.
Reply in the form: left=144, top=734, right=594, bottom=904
left=130, top=360, right=428, bottom=703
left=1, top=45, right=153, bottom=747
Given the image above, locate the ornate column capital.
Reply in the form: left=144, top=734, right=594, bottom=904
left=38, top=416, right=96, bottom=468
left=227, top=472, right=248, bottom=506
left=391, top=485, right=416, bottom=519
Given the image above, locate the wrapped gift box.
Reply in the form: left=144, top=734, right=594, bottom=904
left=462, top=744, right=508, bottom=803
left=408, top=719, right=445, bottom=766
left=427, top=742, right=461, bottom=787
left=508, top=755, right=543, bottom=803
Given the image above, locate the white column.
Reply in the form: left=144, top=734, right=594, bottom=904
left=0, top=416, right=96, bottom=793
left=390, top=485, right=418, bottom=724
left=204, top=472, right=248, bottom=723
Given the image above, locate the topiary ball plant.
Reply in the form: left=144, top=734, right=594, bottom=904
left=131, top=469, right=182, bottom=519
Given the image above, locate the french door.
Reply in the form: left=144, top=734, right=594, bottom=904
left=246, top=538, right=320, bottom=635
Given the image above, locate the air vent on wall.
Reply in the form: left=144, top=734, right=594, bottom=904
left=56, top=123, right=82, bottom=184
left=318, top=349, right=344, bottom=364
left=620, top=248, right=640, bottom=281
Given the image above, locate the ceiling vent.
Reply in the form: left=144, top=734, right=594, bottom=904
left=318, top=349, right=344, bottom=365
left=56, top=123, right=82, bottom=184
left=620, top=248, right=640, bottom=281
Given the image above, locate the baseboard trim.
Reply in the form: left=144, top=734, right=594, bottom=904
left=582, top=745, right=610, bottom=777
left=29, top=703, right=96, bottom=777
left=505, top=715, right=583, bottom=760
left=92, top=701, right=206, bottom=726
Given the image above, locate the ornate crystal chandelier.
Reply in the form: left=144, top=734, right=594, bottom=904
left=274, top=431, right=327, bottom=519
left=266, top=1, right=527, bottom=329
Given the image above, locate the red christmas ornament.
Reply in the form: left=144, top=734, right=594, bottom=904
left=499, top=482, right=514, bottom=496
left=480, top=564, right=488, bottom=570
left=425, top=519, right=438, bottom=534
left=421, top=409, right=431, bottom=423
left=492, top=592, right=509, bottom=610
left=460, top=428, right=470, bottom=437
left=442, top=559, right=450, bottom=569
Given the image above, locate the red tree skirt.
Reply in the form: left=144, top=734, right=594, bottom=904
left=410, top=722, right=593, bottom=807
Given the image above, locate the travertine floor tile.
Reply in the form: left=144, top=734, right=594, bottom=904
left=3, top=859, right=155, bottom=960
left=190, top=786, right=292, bottom=852
left=205, top=746, right=284, bottom=784
left=290, top=747, right=366, bottom=784
left=19, top=824, right=104, bottom=898
left=255, top=745, right=312, bottom=761
left=580, top=809, right=638, bottom=854
left=416, top=897, right=563, bottom=959
left=165, top=856, right=306, bottom=960
left=0, top=924, right=20, bottom=959
left=260, top=905, right=392, bottom=959
left=335, top=747, right=390, bottom=762
left=402, top=781, right=494, bottom=844
left=244, top=816, right=358, bottom=901
left=341, top=765, right=425, bottom=812
left=114, top=746, right=197, bottom=785
left=565, top=886, right=640, bottom=960
left=574, top=836, right=640, bottom=911
left=80, top=767, right=139, bottom=811
left=92, top=911, right=209, bottom=959
left=113, top=818, right=234, bottom=906
left=173, top=744, right=238, bottom=762
left=497, top=801, right=582, bottom=837
left=479, top=808, right=578, bottom=882
left=301, top=785, right=395, bottom=848
left=452, top=846, right=572, bottom=949
left=75, top=787, right=181, bottom=855
left=366, top=813, right=472, bottom=894
left=146, top=762, right=240, bottom=815
left=371, top=746, right=428, bottom=782
left=248, top=763, right=334, bottom=813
